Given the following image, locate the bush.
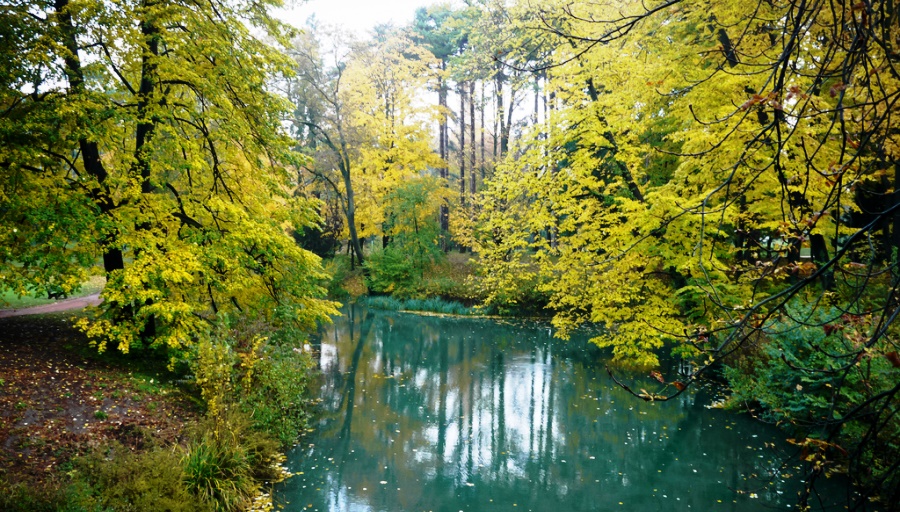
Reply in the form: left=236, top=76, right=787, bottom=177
left=189, top=316, right=319, bottom=448
left=50, top=411, right=283, bottom=512
left=68, top=444, right=213, bottom=512
left=0, top=478, right=71, bottom=512
left=182, top=437, right=252, bottom=510
left=238, top=344, right=317, bottom=446
left=183, top=411, right=280, bottom=511
left=725, top=302, right=900, bottom=497
left=364, top=245, right=423, bottom=297
left=323, top=254, right=360, bottom=300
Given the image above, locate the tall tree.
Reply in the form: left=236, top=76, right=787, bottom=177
left=288, top=29, right=367, bottom=268
left=469, top=81, right=477, bottom=195
left=459, top=82, right=467, bottom=207
left=0, top=0, right=337, bottom=353
left=470, top=0, right=900, bottom=506
left=287, top=28, right=441, bottom=265
left=344, top=33, right=444, bottom=248
left=412, top=3, right=464, bottom=249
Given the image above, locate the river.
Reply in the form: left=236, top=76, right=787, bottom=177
left=275, top=305, right=856, bottom=511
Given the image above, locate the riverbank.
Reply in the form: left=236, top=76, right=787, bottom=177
left=0, top=312, right=299, bottom=511
left=0, top=313, right=200, bottom=508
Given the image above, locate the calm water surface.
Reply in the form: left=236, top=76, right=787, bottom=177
left=276, top=306, right=853, bottom=511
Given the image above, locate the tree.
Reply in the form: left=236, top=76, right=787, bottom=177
left=412, top=3, right=465, bottom=249
left=343, top=33, right=444, bottom=248
left=365, top=177, right=446, bottom=295
left=0, top=0, right=337, bottom=354
left=287, top=27, right=442, bottom=267
left=287, top=29, right=368, bottom=268
left=471, top=0, right=900, bottom=505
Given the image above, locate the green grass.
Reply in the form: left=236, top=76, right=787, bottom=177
left=361, top=296, right=404, bottom=311
left=0, top=275, right=106, bottom=309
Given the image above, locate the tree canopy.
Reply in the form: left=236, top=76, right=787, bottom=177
left=0, top=0, right=337, bottom=354
left=463, top=0, right=899, bottom=505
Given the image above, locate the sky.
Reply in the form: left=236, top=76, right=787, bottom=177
left=276, top=0, right=444, bottom=35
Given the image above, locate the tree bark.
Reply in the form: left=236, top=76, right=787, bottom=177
left=496, top=71, right=506, bottom=157
left=480, top=82, right=486, bottom=181
left=439, top=63, right=449, bottom=250
left=459, top=82, right=466, bottom=207
left=469, top=81, right=476, bottom=196
left=134, top=0, right=162, bottom=340
left=493, top=77, right=499, bottom=160
left=342, top=163, right=365, bottom=268
left=135, top=0, right=160, bottom=196
left=55, top=0, right=125, bottom=276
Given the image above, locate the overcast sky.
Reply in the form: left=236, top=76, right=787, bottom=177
left=276, top=0, right=446, bottom=35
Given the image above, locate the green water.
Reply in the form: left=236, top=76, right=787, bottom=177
left=276, top=306, right=853, bottom=511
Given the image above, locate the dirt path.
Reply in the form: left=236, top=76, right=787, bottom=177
left=0, top=293, right=102, bottom=318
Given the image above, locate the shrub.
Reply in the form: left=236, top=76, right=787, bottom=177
left=239, top=344, right=317, bottom=446
left=0, top=478, right=69, bottom=512
left=725, top=302, right=900, bottom=497
left=183, top=411, right=279, bottom=511
left=323, top=255, right=359, bottom=300
left=70, top=444, right=211, bottom=512
left=364, top=245, right=421, bottom=297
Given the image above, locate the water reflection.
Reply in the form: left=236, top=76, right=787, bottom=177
left=277, top=306, right=850, bottom=511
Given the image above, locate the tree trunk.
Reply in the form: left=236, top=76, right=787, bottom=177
left=480, top=81, right=486, bottom=181
left=339, top=153, right=365, bottom=267
left=469, top=81, right=476, bottom=196
left=56, top=0, right=125, bottom=276
left=134, top=0, right=162, bottom=341
left=459, top=83, right=467, bottom=253
left=493, top=77, right=499, bottom=160
left=135, top=0, right=159, bottom=196
left=459, top=82, right=466, bottom=208
left=345, top=197, right=364, bottom=267
left=439, top=63, right=449, bottom=250
left=496, top=71, right=506, bottom=157
left=503, top=85, right=514, bottom=156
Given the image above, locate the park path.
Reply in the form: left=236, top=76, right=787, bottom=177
left=0, top=293, right=102, bottom=318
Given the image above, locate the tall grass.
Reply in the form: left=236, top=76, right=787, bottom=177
left=362, top=296, right=404, bottom=311
left=182, top=411, right=280, bottom=511
left=183, top=437, right=255, bottom=511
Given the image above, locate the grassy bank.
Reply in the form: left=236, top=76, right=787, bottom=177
left=326, top=250, right=549, bottom=317
left=0, top=313, right=315, bottom=511
left=358, top=295, right=480, bottom=316
left=325, top=251, right=477, bottom=302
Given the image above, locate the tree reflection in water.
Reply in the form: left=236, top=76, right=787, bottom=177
left=277, top=305, right=853, bottom=512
